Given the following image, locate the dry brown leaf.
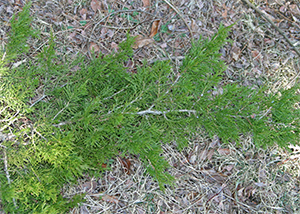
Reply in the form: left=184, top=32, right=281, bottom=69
left=118, top=157, right=131, bottom=174
left=279, top=5, right=286, bottom=13
left=217, top=148, right=231, bottom=155
left=102, top=194, right=119, bottom=204
left=125, top=60, right=136, bottom=73
left=68, top=32, right=76, bottom=40
left=89, top=42, right=100, bottom=53
left=231, top=44, right=240, bottom=61
left=160, top=43, right=167, bottom=48
left=200, top=168, right=227, bottom=183
left=125, top=60, right=134, bottom=68
left=15, top=0, right=23, bottom=6
left=222, top=4, right=228, bottom=19
left=111, top=42, right=119, bottom=51
left=199, top=149, right=207, bottom=161
left=207, top=149, right=214, bottom=160
left=81, top=180, right=97, bottom=193
left=190, top=19, right=197, bottom=32
left=289, top=4, right=300, bottom=15
left=107, top=29, right=114, bottom=38
left=149, top=20, right=160, bottom=38
left=142, top=0, right=150, bottom=8
left=251, top=50, right=261, bottom=61
left=91, top=0, right=101, bottom=12
left=79, top=8, right=87, bottom=20
left=133, top=35, right=154, bottom=49
left=188, top=154, right=197, bottom=164
left=224, top=164, right=234, bottom=172
left=209, top=136, right=220, bottom=148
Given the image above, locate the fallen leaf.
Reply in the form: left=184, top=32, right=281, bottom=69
left=102, top=194, right=119, bottom=204
left=207, top=149, right=214, bottom=160
left=289, top=4, right=300, bottom=15
left=244, top=185, right=256, bottom=198
left=125, top=60, right=135, bottom=73
left=237, top=187, right=244, bottom=198
left=89, top=42, right=100, bottom=53
left=168, top=24, right=175, bottom=31
left=70, top=65, right=81, bottom=72
left=91, top=0, right=101, bottom=12
left=222, top=9, right=227, bottom=19
left=190, top=19, right=197, bottom=32
left=200, top=168, right=227, bottom=183
left=111, top=42, right=119, bottom=51
left=6, top=6, right=13, bottom=15
left=133, top=35, right=154, bottom=49
left=118, top=157, right=131, bottom=174
left=292, top=14, right=299, bottom=22
left=222, top=4, right=228, bottom=19
left=217, top=148, right=231, bottom=155
left=259, top=168, right=267, bottom=179
left=107, top=29, right=114, bottom=38
left=79, top=8, right=87, bottom=20
left=119, top=157, right=131, bottom=175
left=251, top=50, right=261, bottom=61
left=189, top=154, right=197, bottom=164
left=231, top=44, right=240, bottom=61
left=279, top=5, right=286, bottom=13
left=15, top=0, right=23, bottom=6
left=209, top=136, right=220, bottom=148
left=68, top=32, right=83, bottom=44
left=149, top=20, right=160, bottom=38
left=142, top=0, right=150, bottom=8
left=68, top=32, right=77, bottom=40
left=224, top=164, right=234, bottom=172
left=160, top=43, right=167, bottom=48
left=81, top=180, right=97, bottom=193
left=199, top=149, right=207, bottom=160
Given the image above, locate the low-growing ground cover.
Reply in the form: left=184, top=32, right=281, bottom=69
left=0, top=0, right=300, bottom=213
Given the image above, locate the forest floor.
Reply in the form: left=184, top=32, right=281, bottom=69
left=1, top=0, right=300, bottom=213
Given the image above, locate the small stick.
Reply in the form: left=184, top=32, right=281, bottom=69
left=241, top=0, right=300, bottom=58
left=3, top=149, right=17, bottom=207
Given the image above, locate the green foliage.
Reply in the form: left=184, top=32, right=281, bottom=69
left=6, top=2, right=38, bottom=59
left=1, top=2, right=300, bottom=212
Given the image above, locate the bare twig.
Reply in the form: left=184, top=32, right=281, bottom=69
left=149, top=56, right=185, bottom=64
left=136, top=109, right=196, bottom=116
left=103, top=87, right=128, bottom=101
left=259, top=107, right=272, bottom=120
left=3, top=149, right=17, bottom=207
left=30, top=95, right=47, bottom=108
left=52, top=101, right=70, bottom=121
left=52, top=121, right=73, bottom=127
left=241, top=0, right=300, bottom=58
